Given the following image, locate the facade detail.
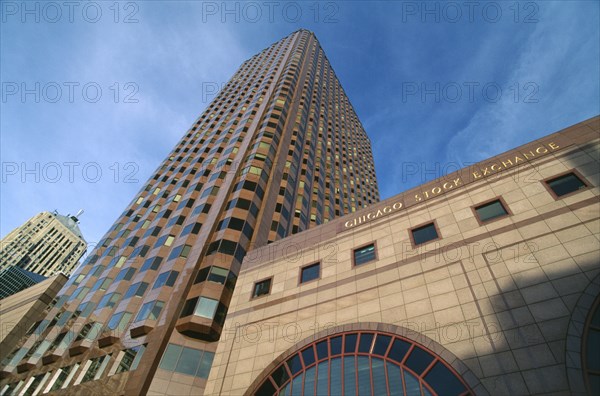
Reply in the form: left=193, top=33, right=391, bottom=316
left=0, top=211, right=87, bottom=281
left=204, top=117, right=600, bottom=395
left=0, top=30, right=379, bottom=395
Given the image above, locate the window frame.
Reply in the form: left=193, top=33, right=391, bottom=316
left=351, top=242, right=378, bottom=267
left=542, top=169, right=590, bottom=200
left=298, top=261, right=321, bottom=285
left=409, top=221, right=441, bottom=248
left=251, top=277, right=273, bottom=299
left=471, top=196, right=512, bottom=225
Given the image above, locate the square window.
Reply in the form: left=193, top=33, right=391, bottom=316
left=546, top=172, right=587, bottom=197
left=474, top=199, right=509, bottom=222
left=411, top=223, right=439, bottom=246
left=195, top=297, right=219, bottom=319
left=300, top=262, right=320, bottom=284
left=253, top=278, right=272, bottom=298
left=353, top=244, right=376, bottom=266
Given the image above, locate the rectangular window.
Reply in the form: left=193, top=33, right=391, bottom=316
left=140, top=257, right=162, bottom=272
left=194, top=297, right=219, bottom=319
left=115, top=345, right=146, bottom=374
left=107, top=312, right=133, bottom=332
left=300, top=262, right=321, bottom=284
left=545, top=172, right=587, bottom=197
left=124, top=282, right=148, bottom=299
left=411, top=223, right=439, bottom=246
left=135, top=301, right=164, bottom=322
left=253, top=278, right=272, bottom=298
left=153, top=271, right=179, bottom=289
left=97, top=293, right=121, bottom=310
left=353, top=244, right=376, bottom=266
left=474, top=199, right=509, bottom=223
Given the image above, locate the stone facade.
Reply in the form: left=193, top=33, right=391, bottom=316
left=205, top=116, right=600, bottom=395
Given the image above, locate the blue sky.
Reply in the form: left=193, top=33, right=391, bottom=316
left=1, top=1, right=599, bottom=251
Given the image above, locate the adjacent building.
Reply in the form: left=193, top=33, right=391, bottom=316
left=0, top=210, right=87, bottom=281
left=204, top=117, right=600, bottom=396
left=0, top=29, right=379, bottom=395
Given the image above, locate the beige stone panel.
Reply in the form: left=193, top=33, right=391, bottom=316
left=405, top=298, right=432, bottom=318
left=563, top=235, right=599, bottom=257
left=402, top=284, right=428, bottom=304
left=430, top=291, right=460, bottom=312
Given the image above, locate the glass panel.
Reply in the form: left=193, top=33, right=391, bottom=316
left=301, top=263, right=320, bottom=283
left=272, top=365, right=290, bottom=387
left=372, top=358, right=386, bottom=396
left=330, top=357, right=342, bottom=395
left=175, top=347, right=201, bottom=376
left=354, top=244, right=376, bottom=265
left=590, top=374, right=600, bottom=396
left=50, top=366, right=72, bottom=391
left=330, top=336, right=342, bottom=355
left=345, top=334, right=358, bottom=353
left=591, top=305, right=600, bottom=327
left=197, top=351, right=214, bottom=379
left=316, top=341, right=328, bottom=360
left=287, top=354, right=303, bottom=375
left=280, top=382, right=291, bottom=396
left=208, top=267, right=228, bottom=284
left=303, top=366, right=316, bottom=396
left=403, top=370, right=421, bottom=396
left=254, top=278, right=272, bottom=297
left=358, top=333, right=374, bottom=353
left=423, top=361, right=466, bottom=396
left=256, top=379, right=276, bottom=396
left=135, top=302, right=154, bottom=322
left=195, top=297, right=219, bottom=319
left=291, top=373, right=303, bottom=396
left=159, top=344, right=182, bottom=371
left=316, top=361, right=328, bottom=396
left=586, top=329, right=600, bottom=370
left=387, top=362, right=404, bottom=396
left=388, top=339, right=411, bottom=363
left=475, top=200, right=508, bottom=222
left=373, top=334, right=392, bottom=356
left=547, top=173, right=586, bottom=196
left=301, top=346, right=316, bottom=367
left=357, top=356, right=371, bottom=396
left=412, top=223, right=438, bottom=245
left=405, top=347, right=433, bottom=375
left=344, top=356, right=357, bottom=396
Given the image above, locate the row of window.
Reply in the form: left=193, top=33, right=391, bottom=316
left=250, top=171, right=590, bottom=298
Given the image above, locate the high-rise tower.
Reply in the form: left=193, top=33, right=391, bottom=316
left=0, top=30, right=379, bottom=395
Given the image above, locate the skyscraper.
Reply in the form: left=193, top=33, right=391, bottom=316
left=0, top=210, right=87, bottom=296
left=0, top=30, right=379, bottom=395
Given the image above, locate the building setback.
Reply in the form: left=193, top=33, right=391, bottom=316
left=0, top=30, right=379, bottom=395
left=0, top=211, right=87, bottom=281
left=204, top=116, right=600, bottom=395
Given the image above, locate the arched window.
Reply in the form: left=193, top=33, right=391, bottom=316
left=255, top=331, right=472, bottom=396
left=583, top=295, right=600, bottom=394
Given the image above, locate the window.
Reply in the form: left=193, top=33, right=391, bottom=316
left=300, top=262, right=321, bottom=284
left=411, top=223, right=439, bottom=246
left=97, top=293, right=121, bottom=310
left=75, top=323, right=103, bottom=342
left=107, top=312, right=133, bottom=332
left=158, top=344, right=215, bottom=379
left=140, top=256, right=163, bottom=272
left=115, top=345, right=146, bottom=374
left=80, top=355, right=111, bottom=383
left=253, top=278, right=272, bottom=298
left=353, top=244, right=376, bottom=266
left=115, top=268, right=136, bottom=282
left=168, top=244, right=192, bottom=261
left=135, top=301, right=164, bottom=322
left=474, top=199, right=509, bottom=223
left=153, top=271, right=179, bottom=289
left=545, top=172, right=587, bottom=197
left=124, top=282, right=149, bottom=299
left=180, top=296, right=219, bottom=319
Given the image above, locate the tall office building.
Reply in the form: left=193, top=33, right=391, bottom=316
left=0, top=30, right=379, bottom=395
left=0, top=210, right=87, bottom=281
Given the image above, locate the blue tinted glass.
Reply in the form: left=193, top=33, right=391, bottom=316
left=387, top=362, right=404, bottom=396
left=358, top=333, right=374, bottom=353
left=412, top=223, right=438, bottom=245
left=197, top=351, right=214, bottom=378
left=405, top=347, right=434, bottom=375
left=357, top=356, right=372, bottom=396
left=372, top=358, right=387, bottom=396
left=303, top=366, right=316, bottom=396
left=423, top=361, right=466, bottom=396
left=291, top=372, right=303, bottom=396
left=287, top=354, right=302, bottom=375
left=316, top=341, right=328, bottom=360
left=547, top=173, right=585, bottom=196
left=345, top=334, right=358, bottom=353
left=344, top=356, right=357, bottom=396
left=301, top=263, right=320, bottom=283
left=316, top=361, right=328, bottom=396
left=302, top=346, right=315, bottom=367
left=330, top=357, right=342, bottom=395
left=354, top=245, right=376, bottom=265
left=175, top=347, right=201, bottom=376
left=403, top=370, right=421, bottom=396
left=159, top=344, right=182, bottom=371
left=280, top=382, right=291, bottom=396
left=330, top=336, right=342, bottom=355
left=373, top=335, right=392, bottom=356
left=476, top=200, right=508, bottom=222
left=272, top=365, right=290, bottom=387
left=388, top=339, right=411, bottom=363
